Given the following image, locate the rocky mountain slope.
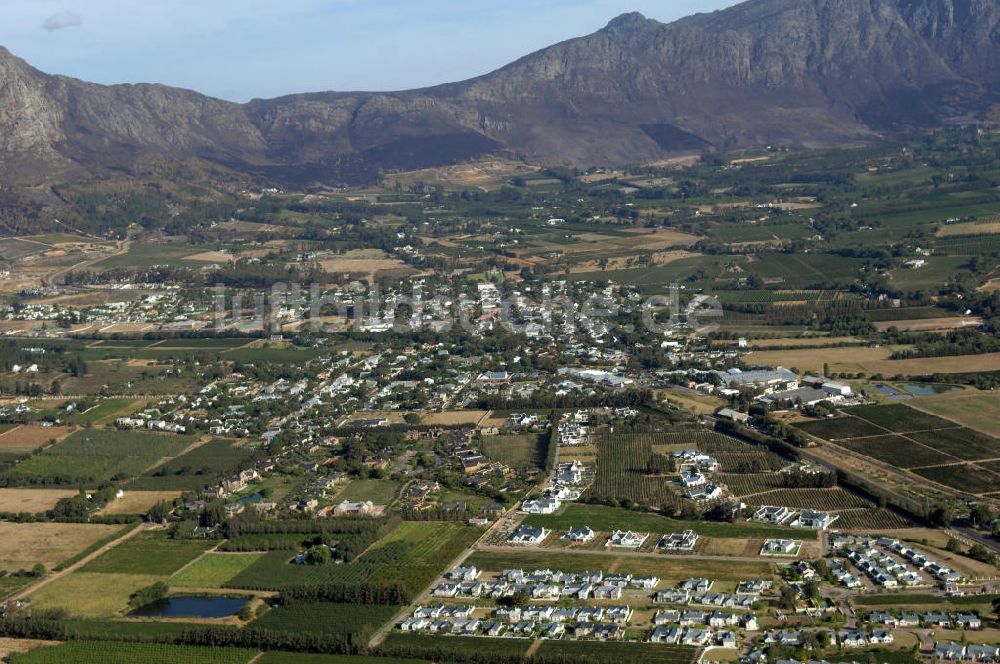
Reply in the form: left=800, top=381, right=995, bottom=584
left=1, top=0, right=998, bottom=186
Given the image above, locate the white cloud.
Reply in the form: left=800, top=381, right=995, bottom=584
left=42, top=11, right=82, bottom=31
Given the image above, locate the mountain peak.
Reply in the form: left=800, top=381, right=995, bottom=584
left=602, top=12, right=656, bottom=34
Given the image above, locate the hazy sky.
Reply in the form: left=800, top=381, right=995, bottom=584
left=2, top=0, right=738, bottom=102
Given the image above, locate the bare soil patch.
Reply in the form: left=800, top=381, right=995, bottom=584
left=0, top=425, right=73, bottom=452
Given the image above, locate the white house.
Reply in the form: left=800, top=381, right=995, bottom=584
left=508, top=525, right=550, bottom=545
left=660, top=530, right=699, bottom=552
left=606, top=530, right=649, bottom=548
left=794, top=509, right=836, bottom=530
left=521, top=497, right=561, bottom=515
left=565, top=526, right=595, bottom=543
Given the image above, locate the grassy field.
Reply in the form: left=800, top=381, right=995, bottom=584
left=480, top=433, right=545, bottom=469
left=744, top=345, right=902, bottom=374
left=420, top=410, right=488, bottom=425
left=73, top=399, right=143, bottom=426
left=335, top=479, right=401, bottom=504
left=0, top=521, right=121, bottom=571
left=80, top=531, right=212, bottom=576
left=170, top=553, right=264, bottom=588
left=0, top=488, right=77, bottom=513
left=29, top=572, right=162, bottom=618
left=100, top=490, right=183, bottom=515
left=909, top=390, right=1000, bottom=437
left=8, top=641, right=257, bottom=664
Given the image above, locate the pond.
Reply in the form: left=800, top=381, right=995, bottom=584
left=129, top=596, right=248, bottom=618
left=874, top=384, right=908, bottom=400
left=897, top=383, right=963, bottom=397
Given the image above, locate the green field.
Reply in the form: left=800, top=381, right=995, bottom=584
left=480, top=433, right=545, bottom=469
left=81, top=532, right=213, bottom=576
left=335, top=479, right=402, bottom=504
left=73, top=399, right=141, bottom=426
left=170, top=552, right=265, bottom=588
left=12, top=429, right=193, bottom=484
left=9, top=641, right=257, bottom=664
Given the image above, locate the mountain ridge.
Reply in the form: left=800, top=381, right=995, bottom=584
left=1, top=0, right=999, bottom=187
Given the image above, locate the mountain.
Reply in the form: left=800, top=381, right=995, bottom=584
left=2, top=0, right=999, bottom=187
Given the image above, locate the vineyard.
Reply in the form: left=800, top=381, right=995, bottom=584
left=535, top=640, right=700, bottom=664
left=379, top=633, right=531, bottom=661
left=832, top=508, right=913, bottom=530
left=718, top=473, right=787, bottom=497
left=740, top=488, right=873, bottom=511
left=8, top=641, right=257, bottom=664
left=914, top=465, right=1000, bottom=494
left=713, top=451, right=787, bottom=473
left=799, top=403, right=1000, bottom=496
left=835, top=435, right=953, bottom=468
left=591, top=433, right=681, bottom=508
left=252, top=602, right=398, bottom=638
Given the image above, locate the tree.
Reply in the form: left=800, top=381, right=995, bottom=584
left=970, top=504, right=993, bottom=527
left=779, top=585, right=798, bottom=610
left=147, top=500, right=171, bottom=523
left=129, top=581, right=168, bottom=610
left=991, top=596, right=1000, bottom=620
left=305, top=545, right=332, bottom=565
left=927, top=505, right=953, bottom=528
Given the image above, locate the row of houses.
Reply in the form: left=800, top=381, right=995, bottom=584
left=653, top=608, right=758, bottom=630
left=649, top=626, right=738, bottom=647
left=867, top=610, right=981, bottom=629
left=936, top=642, right=1000, bottom=661
left=834, top=535, right=959, bottom=587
